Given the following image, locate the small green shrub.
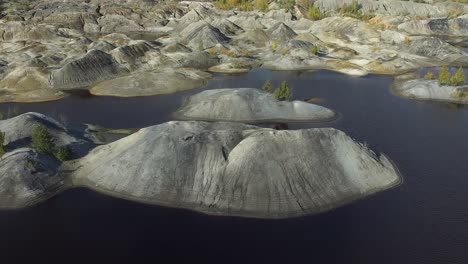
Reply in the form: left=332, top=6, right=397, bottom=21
left=274, top=81, right=293, bottom=101
left=279, top=0, right=296, bottom=10
left=32, top=125, right=55, bottom=155
left=438, top=65, right=451, bottom=86
left=310, top=45, right=321, bottom=55
left=338, top=0, right=374, bottom=20
left=54, top=146, right=72, bottom=162
left=308, top=5, right=326, bottom=20
left=255, top=0, right=269, bottom=12
left=450, top=67, right=466, bottom=86
left=271, top=41, right=278, bottom=51
left=263, top=80, right=273, bottom=93
left=424, top=71, right=435, bottom=80
left=0, top=131, right=5, bottom=158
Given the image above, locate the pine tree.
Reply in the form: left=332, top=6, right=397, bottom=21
left=263, top=80, right=273, bottom=93
left=451, top=67, right=465, bottom=86
left=32, top=125, right=55, bottom=155
left=438, top=66, right=451, bottom=86
left=274, top=81, right=293, bottom=101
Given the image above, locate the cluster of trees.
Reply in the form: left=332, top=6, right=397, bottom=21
left=425, top=66, right=466, bottom=86
left=31, top=125, right=72, bottom=162
left=263, top=80, right=293, bottom=101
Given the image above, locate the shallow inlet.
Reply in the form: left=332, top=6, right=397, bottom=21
left=1, top=69, right=468, bottom=263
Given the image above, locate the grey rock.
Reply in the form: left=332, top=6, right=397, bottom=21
left=267, top=22, right=298, bottom=42
left=51, top=50, right=129, bottom=90
left=175, top=88, right=336, bottom=122
left=0, top=148, right=65, bottom=208
left=73, top=121, right=401, bottom=218
left=183, top=23, right=230, bottom=50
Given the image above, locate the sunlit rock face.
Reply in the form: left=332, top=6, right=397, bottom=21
left=175, top=88, right=336, bottom=122
left=74, top=121, right=401, bottom=218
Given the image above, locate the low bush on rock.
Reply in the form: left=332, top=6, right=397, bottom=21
left=55, top=146, right=72, bottom=162
left=0, top=131, right=5, bottom=158
left=438, top=66, right=451, bottom=86
left=308, top=5, right=327, bottom=21
left=215, top=0, right=254, bottom=11
left=255, top=0, right=269, bottom=12
left=338, top=0, right=374, bottom=20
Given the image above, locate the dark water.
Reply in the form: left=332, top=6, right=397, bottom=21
left=1, top=69, right=468, bottom=264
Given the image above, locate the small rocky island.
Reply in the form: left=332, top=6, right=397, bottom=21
left=394, top=67, right=468, bottom=104
left=0, top=113, right=401, bottom=218
left=175, top=88, right=336, bottom=122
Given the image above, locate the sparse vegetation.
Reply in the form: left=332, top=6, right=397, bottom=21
left=215, top=0, right=254, bottom=11
left=279, top=0, right=296, bottom=10
left=310, top=45, right=321, bottom=55
left=404, top=36, right=412, bottom=45
left=255, top=0, right=269, bottom=12
left=271, top=41, right=278, bottom=51
left=424, top=71, right=436, bottom=80
left=337, top=0, right=374, bottom=20
left=32, top=125, right=55, bottom=155
left=0, top=131, right=5, bottom=158
left=274, top=81, right=293, bottom=101
left=55, top=146, right=72, bottom=162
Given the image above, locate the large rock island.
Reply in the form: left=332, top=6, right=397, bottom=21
left=0, top=113, right=401, bottom=218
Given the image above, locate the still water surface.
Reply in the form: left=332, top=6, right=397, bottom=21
left=0, top=69, right=467, bottom=263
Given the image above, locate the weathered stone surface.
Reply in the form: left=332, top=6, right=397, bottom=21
left=182, top=23, right=230, bottom=50
left=90, top=69, right=211, bottom=97
left=0, top=148, right=65, bottom=208
left=73, top=121, right=401, bottom=218
left=398, top=16, right=468, bottom=37
left=175, top=88, right=336, bottom=122
left=51, top=50, right=129, bottom=90
left=266, top=22, right=297, bottom=42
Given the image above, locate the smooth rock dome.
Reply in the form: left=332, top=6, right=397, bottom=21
left=175, top=88, right=336, bottom=122
left=73, top=121, right=401, bottom=218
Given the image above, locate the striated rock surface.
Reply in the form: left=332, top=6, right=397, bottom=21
left=0, top=114, right=401, bottom=218
left=175, top=88, right=336, bottom=122
left=0, top=148, right=66, bottom=208
left=73, top=121, right=401, bottom=218
left=51, top=50, right=129, bottom=90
